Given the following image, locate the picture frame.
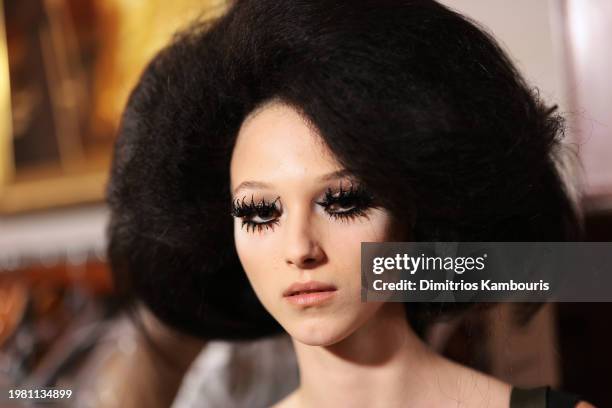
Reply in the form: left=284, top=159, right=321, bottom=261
left=0, top=0, right=109, bottom=214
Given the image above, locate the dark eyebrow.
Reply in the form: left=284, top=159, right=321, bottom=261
left=232, top=169, right=354, bottom=195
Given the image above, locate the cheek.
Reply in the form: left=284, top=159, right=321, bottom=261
left=324, top=211, right=395, bottom=290
left=364, top=209, right=397, bottom=242
left=234, top=223, right=282, bottom=300
left=234, top=221, right=272, bottom=258
left=324, top=211, right=395, bottom=306
left=325, top=209, right=395, bottom=258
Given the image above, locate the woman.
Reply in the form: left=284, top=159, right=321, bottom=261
left=107, top=0, right=593, bottom=406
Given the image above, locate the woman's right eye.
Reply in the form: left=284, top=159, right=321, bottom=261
left=231, top=197, right=281, bottom=234
left=248, top=206, right=278, bottom=223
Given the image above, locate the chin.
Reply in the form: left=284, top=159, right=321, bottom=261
left=291, top=330, right=348, bottom=347
left=284, top=315, right=357, bottom=347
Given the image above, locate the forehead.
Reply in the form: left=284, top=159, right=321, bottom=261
left=230, top=102, right=342, bottom=188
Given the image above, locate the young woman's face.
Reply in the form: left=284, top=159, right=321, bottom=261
left=230, top=101, right=401, bottom=346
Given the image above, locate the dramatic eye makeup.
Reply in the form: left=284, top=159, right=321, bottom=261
left=231, top=195, right=282, bottom=234
left=315, top=182, right=375, bottom=222
left=230, top=181, right=377, bottom=234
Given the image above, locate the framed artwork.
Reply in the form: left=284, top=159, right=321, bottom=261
left=0, top=0, right=113, bottom=214
left=0, top=0, right=226, bottom=214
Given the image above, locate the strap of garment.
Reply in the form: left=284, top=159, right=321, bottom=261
left=510, top=386, right=547, bottom=408
left=510, top=386, right=582, bottom=408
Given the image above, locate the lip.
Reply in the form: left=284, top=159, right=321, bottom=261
left=283, top=281, right=338, bottom=306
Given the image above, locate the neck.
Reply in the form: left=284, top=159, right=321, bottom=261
left=292, top=303, right=435, bottom=407
left=290, top=304, right=511, bottom=408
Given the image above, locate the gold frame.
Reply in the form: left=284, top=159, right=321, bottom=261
left=0, top=0, right=13, bottom=194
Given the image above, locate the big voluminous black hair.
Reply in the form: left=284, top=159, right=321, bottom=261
left=107, top=0, right=581, bottom=340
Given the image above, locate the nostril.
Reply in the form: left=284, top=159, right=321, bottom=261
left=286, top=254, right=323, bottom=268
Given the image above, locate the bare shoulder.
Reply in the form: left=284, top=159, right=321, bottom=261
left=575, top=401, right=597, bottom=408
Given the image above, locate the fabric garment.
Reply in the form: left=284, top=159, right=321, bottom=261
left=510, top=386, right=581, bottom=408
left=171, top=334, right=298, bottom=408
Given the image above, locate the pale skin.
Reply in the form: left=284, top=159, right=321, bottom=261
left=229, top=100, right=594, bottom=408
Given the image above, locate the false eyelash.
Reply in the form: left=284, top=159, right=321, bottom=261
left=230, top=195, right=280, bottom=218
left=316, top=181, right=376, bottom=212
left=231, top=196, right=281, bottom=233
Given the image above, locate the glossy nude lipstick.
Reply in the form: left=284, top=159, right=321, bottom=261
left=283, top=281, right=337, bottom=306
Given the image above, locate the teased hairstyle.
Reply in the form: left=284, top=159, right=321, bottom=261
left=107, top=0, right=580, bottom=340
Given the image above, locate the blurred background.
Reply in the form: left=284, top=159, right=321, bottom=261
left=0, top=0, right=610, bottom=407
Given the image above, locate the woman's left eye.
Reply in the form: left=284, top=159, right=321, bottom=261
left=316, top=184, right=375, bottom=221
left=326, top=202, right=356, bottom=213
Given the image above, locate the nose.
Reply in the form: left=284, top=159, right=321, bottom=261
left=283, top=211, right=326, bottom=269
